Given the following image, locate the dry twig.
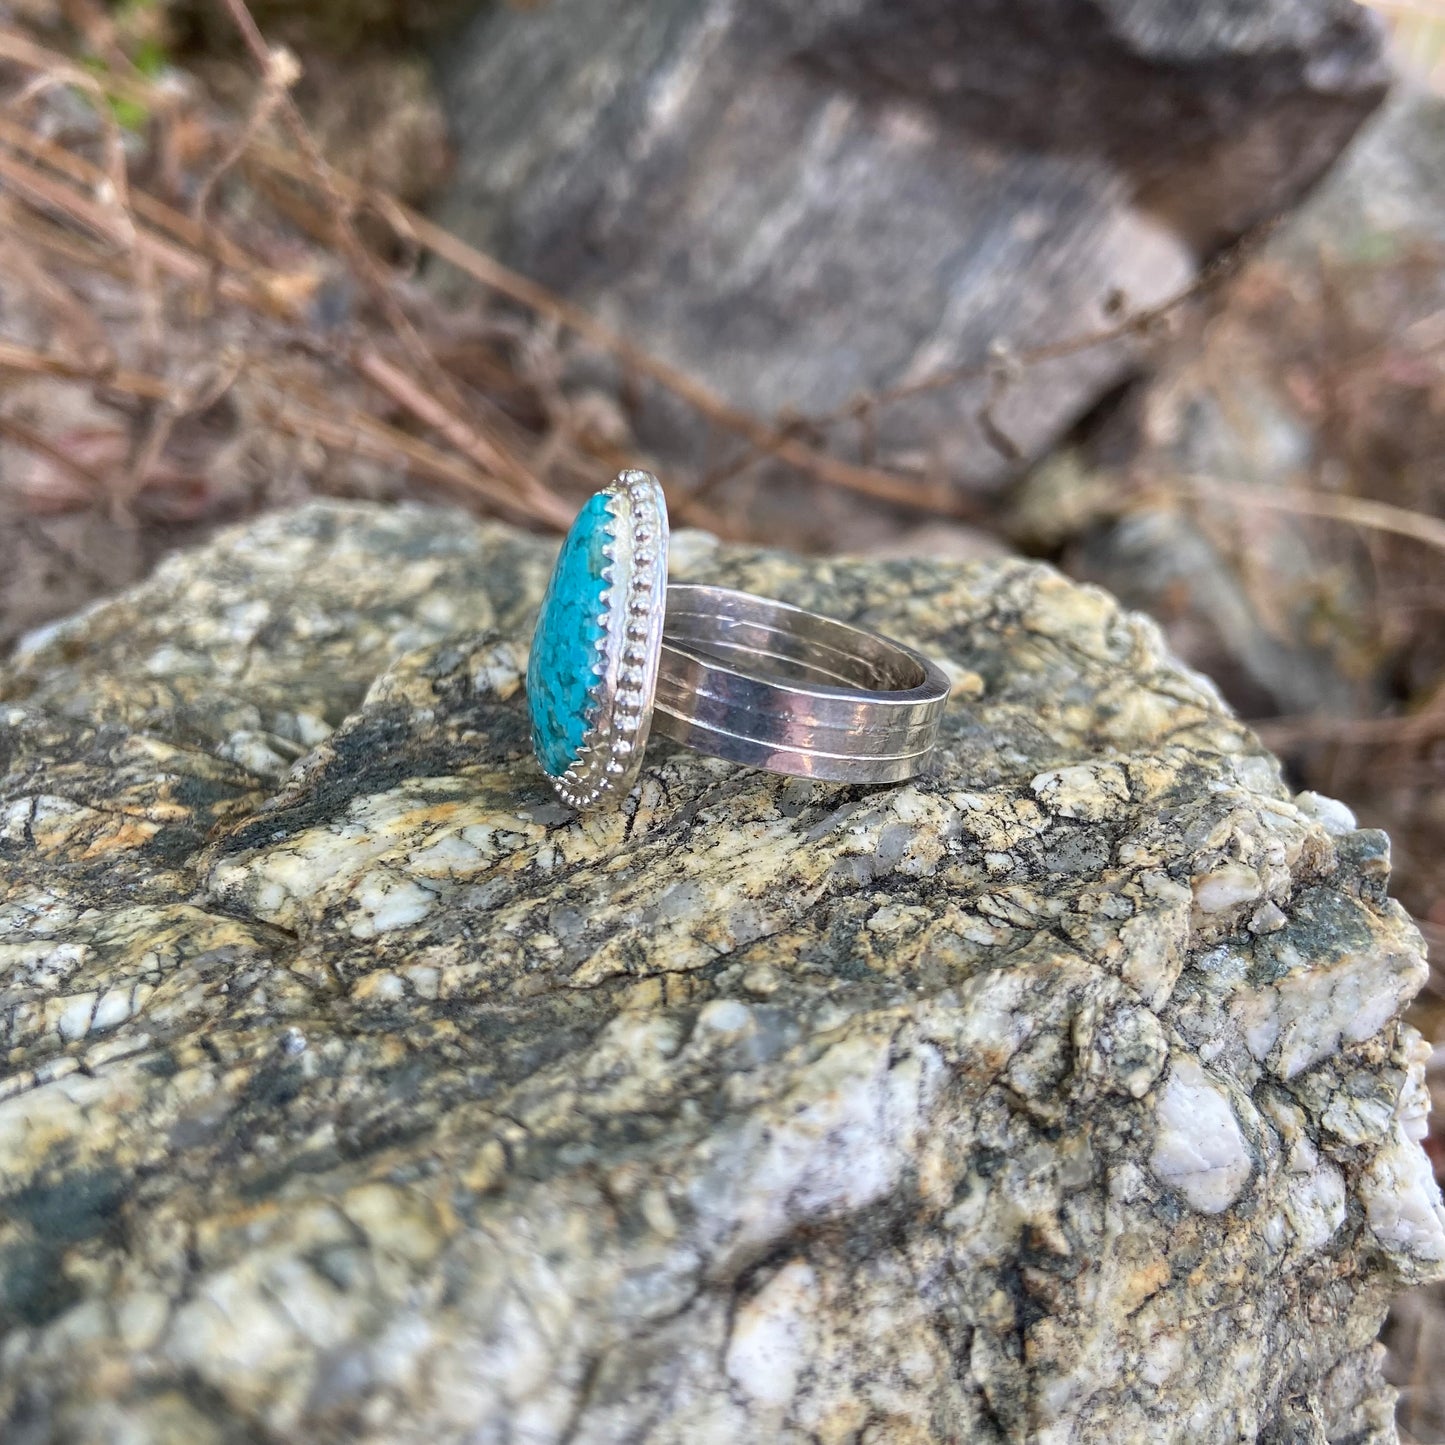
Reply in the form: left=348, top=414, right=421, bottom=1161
left=1167, top=473, right=1445, bottom=557
left=1, top=15, right=1281, bottom=525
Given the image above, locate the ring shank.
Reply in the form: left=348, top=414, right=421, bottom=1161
left=653, top=584, right=951, bottom=783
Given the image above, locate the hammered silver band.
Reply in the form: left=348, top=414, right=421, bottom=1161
left=654, top=586, right=951, bottom=784
left=527, top=470, right=953, bottom=809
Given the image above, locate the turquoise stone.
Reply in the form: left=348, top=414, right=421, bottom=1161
left=528, top=491, right=614, bottom=776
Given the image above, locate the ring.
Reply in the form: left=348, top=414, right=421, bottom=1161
left=526, top=470, right=952, bottom=810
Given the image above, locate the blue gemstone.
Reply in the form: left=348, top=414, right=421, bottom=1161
left=528, top=491, right=614, bottom=777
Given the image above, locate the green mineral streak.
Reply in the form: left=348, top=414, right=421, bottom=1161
left=527, top=492, right=613, bottom=777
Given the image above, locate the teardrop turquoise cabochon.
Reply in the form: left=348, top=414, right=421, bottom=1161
left=528, top=491, right=615, bottom=777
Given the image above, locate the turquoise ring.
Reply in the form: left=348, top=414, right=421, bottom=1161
left=526, top=470, right=952, bottom=810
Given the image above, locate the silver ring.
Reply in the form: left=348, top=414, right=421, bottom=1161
left=526, top=470, right=951, bottom=810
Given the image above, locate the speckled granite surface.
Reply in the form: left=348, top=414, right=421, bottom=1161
left=0, top=501, right=1441, bottom=1444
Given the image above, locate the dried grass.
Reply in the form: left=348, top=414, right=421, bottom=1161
left=1, top=0, right=1290, bottom=584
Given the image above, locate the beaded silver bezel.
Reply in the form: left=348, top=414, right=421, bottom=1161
left=545, top=469, right=669, bottom=810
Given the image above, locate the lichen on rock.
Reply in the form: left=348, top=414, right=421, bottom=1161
left=0, top=500, right=1439, bottom=1443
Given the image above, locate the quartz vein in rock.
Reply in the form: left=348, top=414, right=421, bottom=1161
left=0, top=501, right=1440, bottom=1444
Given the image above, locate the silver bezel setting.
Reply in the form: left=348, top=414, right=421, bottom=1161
left=547, top=470, right=669, bottom=810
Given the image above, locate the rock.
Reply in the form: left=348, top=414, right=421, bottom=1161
left=1015, top=449, right=1375, bottom=722
left=1, top=499, right=1441, bottom=1443
left=1271, top=84, right=1445, bottom=264
left=1009, top=82, right=1445, bottom=724
left=430, top=0, right=1388, bottom=495
left=863, top=522, right=1014, bottom=566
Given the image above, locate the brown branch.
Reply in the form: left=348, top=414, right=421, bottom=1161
left=0, top=142, right=131, bottom=247
left=678, top=219, right=1282, bottom=496
left=0, top=114, right=270, bottom=280
left=0, top=339, right=172, bottom=400
left=0, top=25, right=167, bottom=359
left=191, top=45, right=299, bottom=242
left=1165, top=474, right=1445, bottom=556
left=119, top=354, right=246, bottom=516
left=0, top=114, right=569, bottom=525
left=0, top=342, right=562, bottom=526
left=237, top=359, right=572, bottom=527
left=214, top=0, right=470, bottom=407
left=977, top=363, right=1024, bottom=463
left=5, top=21, right=1286, bottom=521
left=253, top=392, right=558, bottom=527
left=352, top=346, right=573, bottom=528
left=1251, top=712, right=1445, bottom=749
left=859, top=218, right=1279, bottom=416
left=0, top=27, right=132, bottom=219
left=2, top=25, right=972, bottom=516
left=0, top=200, right=115, bottom=366
left=0, top=144, right=294, bottom=319
left=2, top=21, right=1280, bottom=526
left=209, top=0, right=579, bottom=528
left=0, top=413, right=108, bottom=494
left=246, top=136, right=969, bottom=516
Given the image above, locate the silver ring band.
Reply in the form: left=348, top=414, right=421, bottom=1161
left=526, top=471, right=953, bottom=809
left=654, top=585, right=950, bottom=784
